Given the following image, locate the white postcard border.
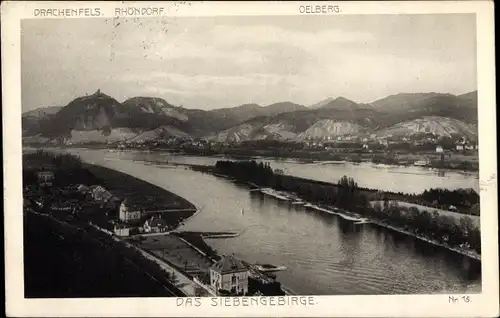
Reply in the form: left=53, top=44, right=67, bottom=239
left=2, top=1, right=498, bottom=317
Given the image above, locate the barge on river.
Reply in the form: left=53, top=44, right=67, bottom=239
left=255, top=264, right=287, bottom=272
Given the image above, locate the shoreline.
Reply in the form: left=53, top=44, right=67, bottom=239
left=191, top=166, right=481, bottom=262
left=369, top=220, right=480, bottom=260
left=75, top=162, right=292, bottom=295
left=83, top=163, right=197, bottom=228
left=25, top=150, right=480, bottom=297
left=190, top=164, right=479, bottom=217
left=24, top=144, right=480, bottom=173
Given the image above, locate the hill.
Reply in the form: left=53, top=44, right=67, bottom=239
left=22, top=90, right=478, bottom=144
left=309, top=98, right=334, bottom=109
left=25, top=91, right=193, bottom=140
left=372, top=91, right=478, bottom=124
left=376, top=116, right=477, bottom=139
left=22, top=106, right=62, bottom=118
left=22, top=106, right=63, bottom=136
left=210, top=107, right=380, bottom=142
left=319, top=97, right=373, bottom=111
left=122, top=97, right=188, bottom=122
left=209, top=102, right=306, bottom=126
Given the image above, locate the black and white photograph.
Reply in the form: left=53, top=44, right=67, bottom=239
left=2, top=1, right=498, bottom=317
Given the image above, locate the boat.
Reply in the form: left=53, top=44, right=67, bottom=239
left=354, top=219, right=371, bottom=225
left=255, top=263, right=287, bottom=272
left=414, top=160, right=428, bottom=166
left=260, top=188, right=291, bottom=201
left=241, top=208, right=245, bottom=216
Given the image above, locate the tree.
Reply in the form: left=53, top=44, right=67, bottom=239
left=337, top=176, right=359, bottom=208
left=459, top=216, right=475, bottom=237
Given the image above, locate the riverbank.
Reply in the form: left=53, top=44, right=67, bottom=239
left=84, top=164, right=198, bottom=228
left=25, top=144, right=480, bottom=173
left=173, top=231, right=288, bottom=296
left=368, top=220, right=480, bottom=260
left=215, top=148, right=479, bottom=173
left=188, top=163, right=479, bottom=216
left=24, top=209, right=185, bottom=297
left=189, top=164, right=481, bottom=261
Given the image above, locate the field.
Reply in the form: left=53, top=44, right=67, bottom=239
left=370, top=200, right=480, bottom=228
left=137, top=235, right=213, bottom=278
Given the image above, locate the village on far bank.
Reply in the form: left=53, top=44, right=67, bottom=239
left=25, top=130, right=480, bottom=173
left=22, top=150, right=287, bottom=297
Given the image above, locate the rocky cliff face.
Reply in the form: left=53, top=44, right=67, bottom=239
left=297, top=120, right=363, bottom=140
left=376, top=116, right=477, bottom=139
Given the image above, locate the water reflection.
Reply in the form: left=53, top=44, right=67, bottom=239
left=104, top=149, right=479, bottom=193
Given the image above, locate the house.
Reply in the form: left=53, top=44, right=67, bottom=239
left=114, top=224, right=131, bottom=237
left=118, top=199, right=142, bottom=222
left=36, top=170, right=54, bottom=187
left=143, top=216, right=168, bottom=233
left=435, top=145, right=444, bottom=153
left=77, top=184, right=89, bottom=193
left=362, top=144, right=369, bottom=150
left=465, top=143, right=475, bottom=151
left=456, top=144, right=464, bottom=151
left=210, top=255, right=249, bottom=296
left=89, top=185, right=113, bottom=202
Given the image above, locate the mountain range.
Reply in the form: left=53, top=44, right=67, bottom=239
left=22, top=89, right=478, bottom=144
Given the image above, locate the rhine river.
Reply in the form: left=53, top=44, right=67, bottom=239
left=58, top=148, right=481, bottom=295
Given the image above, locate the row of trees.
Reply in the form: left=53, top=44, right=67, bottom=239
left=420, top=188, right=479, bottom=209
left=23, top=151, right=101, bottom=187
left=215, top=160, right=274, bottom=186
left=213, top=160, right=481, bottom=255
left=369, top=201, right=480, bottom=253
left=25, top=149, right=84, bottom=168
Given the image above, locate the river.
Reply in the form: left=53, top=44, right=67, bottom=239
left=102, top=149, right=478, bottom=194
left=49, top=148, right=481, bottom=295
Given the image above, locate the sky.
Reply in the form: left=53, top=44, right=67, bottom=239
left=21, top=14, right=477, bottom=111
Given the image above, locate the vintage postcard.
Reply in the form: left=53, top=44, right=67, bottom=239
left=2, top=1, right=498, bottom=317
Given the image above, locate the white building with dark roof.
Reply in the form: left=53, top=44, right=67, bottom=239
left=210, top=255, right=249, bottom=296
left=118, top=199, right=142, bottom=222
left=143, top=216, right=167, bottom=233
left=113, top=224, right=131, bottom=237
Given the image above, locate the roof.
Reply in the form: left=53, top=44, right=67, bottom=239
left=119, top=198, right=144, bottom=210
left=210, top=255, right=248, bottom=274
left=145, top=217, right=166, bottom=228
